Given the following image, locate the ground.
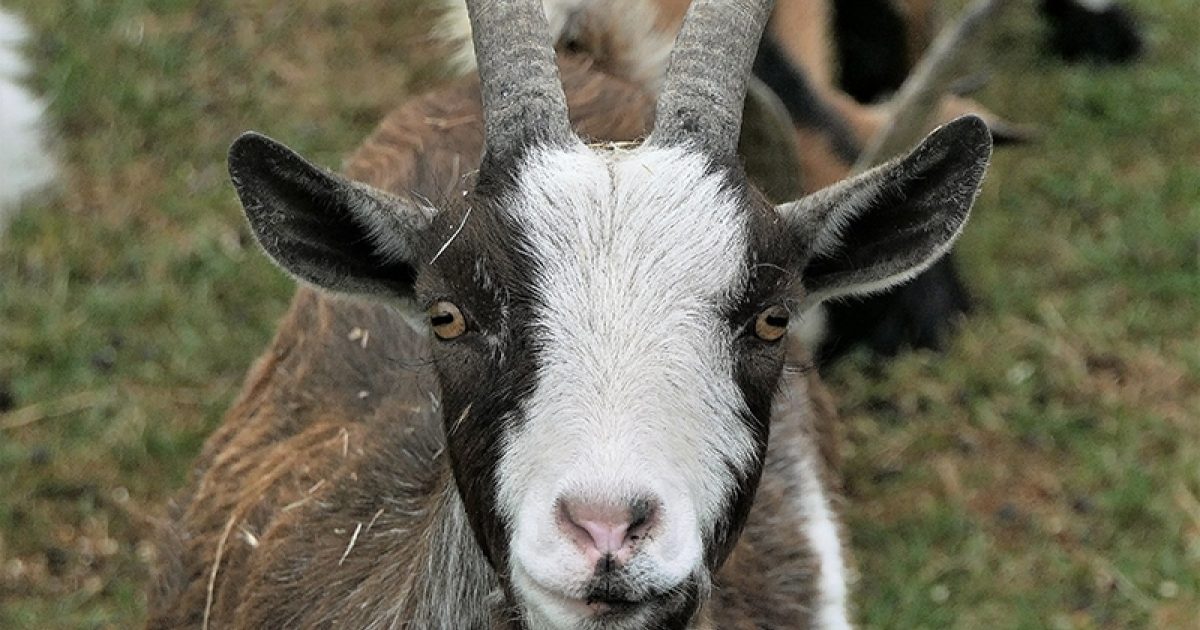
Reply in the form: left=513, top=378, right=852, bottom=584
left=0, top=0, right=1196, bottom=628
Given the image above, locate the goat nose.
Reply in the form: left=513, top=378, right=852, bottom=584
left=576, top=519, right=630, bottom=555
left=557, top=497, right=659, bottom=567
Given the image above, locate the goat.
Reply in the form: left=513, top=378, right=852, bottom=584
left=147, top=0, right=992, bottom=627
left=1040, top=0, right=1143, bottom=64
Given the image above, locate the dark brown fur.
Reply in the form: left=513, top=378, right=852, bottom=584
left=147, top=57, right=844, bottom=629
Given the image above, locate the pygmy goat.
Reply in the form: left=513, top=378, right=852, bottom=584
left=147, top=0, right=992, bottom=627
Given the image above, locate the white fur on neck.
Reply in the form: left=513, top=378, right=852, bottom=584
left=797, top=451, right=851, bottom=629
left=772, top=378, right=852, bottom=630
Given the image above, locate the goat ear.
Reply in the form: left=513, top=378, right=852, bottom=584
left=778, top=115, right=992, bottom=306
left=228, top=132, right=432, bottom=298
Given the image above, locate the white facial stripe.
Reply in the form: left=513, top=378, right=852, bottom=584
left=503, top=145, right=757, bottom=518
left=496, top=145, right=758, bottom=615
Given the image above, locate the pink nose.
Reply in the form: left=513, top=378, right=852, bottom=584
left=557, top=497, right=659, bottom=569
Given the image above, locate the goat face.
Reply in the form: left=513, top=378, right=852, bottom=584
left=433, top=145, right=791, bottom=628
left=227, top=114, right=989, bottom=628
left=224, top=1, right=992, bottom=627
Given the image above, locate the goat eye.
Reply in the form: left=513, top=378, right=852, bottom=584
left=754, top=306, right=789, bottom=342
left=428, top=301, right=467, bottom=340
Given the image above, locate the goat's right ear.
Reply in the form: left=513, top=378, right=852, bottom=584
left=778, top=116, right=993, bottom=307
left=228, top=132, right=432, bottom=298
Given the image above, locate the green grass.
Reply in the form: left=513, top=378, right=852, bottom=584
left=0, top=0, right=1196, bottom=627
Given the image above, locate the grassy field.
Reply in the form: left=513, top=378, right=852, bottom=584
left=0, top=0, right=1196, bottom=627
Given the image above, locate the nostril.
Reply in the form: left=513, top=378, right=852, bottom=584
left=556, top=496, right=660, bottom=561
left=626, top=496, right=658, bottom=542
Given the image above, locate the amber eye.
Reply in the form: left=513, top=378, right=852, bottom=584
left=428, top=301, right=467, bottom=340
left=754, top=306, right=790, bottom=342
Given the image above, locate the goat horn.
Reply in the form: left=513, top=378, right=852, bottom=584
left=649, top=0, right=775, bottom=161
left=464, top=0, right=577, bottom=162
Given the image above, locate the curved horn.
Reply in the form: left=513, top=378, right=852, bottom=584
left=465, top=0, right=577, bottom=161
left=648, top=0, right=775, bottom=160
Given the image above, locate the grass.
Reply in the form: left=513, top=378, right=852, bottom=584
left=0, top=0, right=1196, bottom=627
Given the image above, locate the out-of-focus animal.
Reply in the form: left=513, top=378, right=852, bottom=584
left=831, top=0, right=1144, bottom=104
left=0, top=8, right=55, bottom=235
left=756, top=0, right=1142, bottom=363
left=751, top=0, right=1009, bottom=364
left=1039, top=0, right=1144, bottom=64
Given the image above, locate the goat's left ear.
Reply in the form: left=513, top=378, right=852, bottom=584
left=228, top=132, right=433, bottom=299
left=778, top=115, right=993, bottom=306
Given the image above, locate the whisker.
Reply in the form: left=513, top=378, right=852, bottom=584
left=429, top=205, right=473, bottom=266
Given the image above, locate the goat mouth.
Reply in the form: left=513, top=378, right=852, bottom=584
left=583, top=594, right=646, bottom=617
left=581, top=580, right=671, bottom=619
left=525, top=577, right=655, bottom=619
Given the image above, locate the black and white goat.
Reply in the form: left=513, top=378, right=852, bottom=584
left=147, top=0, right=992, bottom=627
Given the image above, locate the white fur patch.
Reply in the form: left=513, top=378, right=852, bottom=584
left=1073, top=0, right=1115, bottom=12
left=495, top=145, right=758, bottom=625
left=0, top=14, right=54, bottom=194
left=792, top=303, right=829, bottom=351
left=796, top=449, right=851, bottom=629
left=0, top=9, right=56, bottom=233
left=771, top=382, right=852, bottom=630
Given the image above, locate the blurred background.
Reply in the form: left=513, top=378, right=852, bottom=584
left=0, top=0, right=1196, bottom=627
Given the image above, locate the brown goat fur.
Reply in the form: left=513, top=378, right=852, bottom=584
left=769, top=0, right=837, bottom=87
left=147, top=56, right=845, bottom=629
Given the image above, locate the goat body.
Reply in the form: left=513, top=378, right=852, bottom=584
left=149, top=1, right=992, bottom=627
left=147, top=60, right=846, bottom=629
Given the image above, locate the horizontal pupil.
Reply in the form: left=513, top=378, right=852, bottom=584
left=765, top=316, right=789, bottom=327
left=430, top=314, right=455, bottom=326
